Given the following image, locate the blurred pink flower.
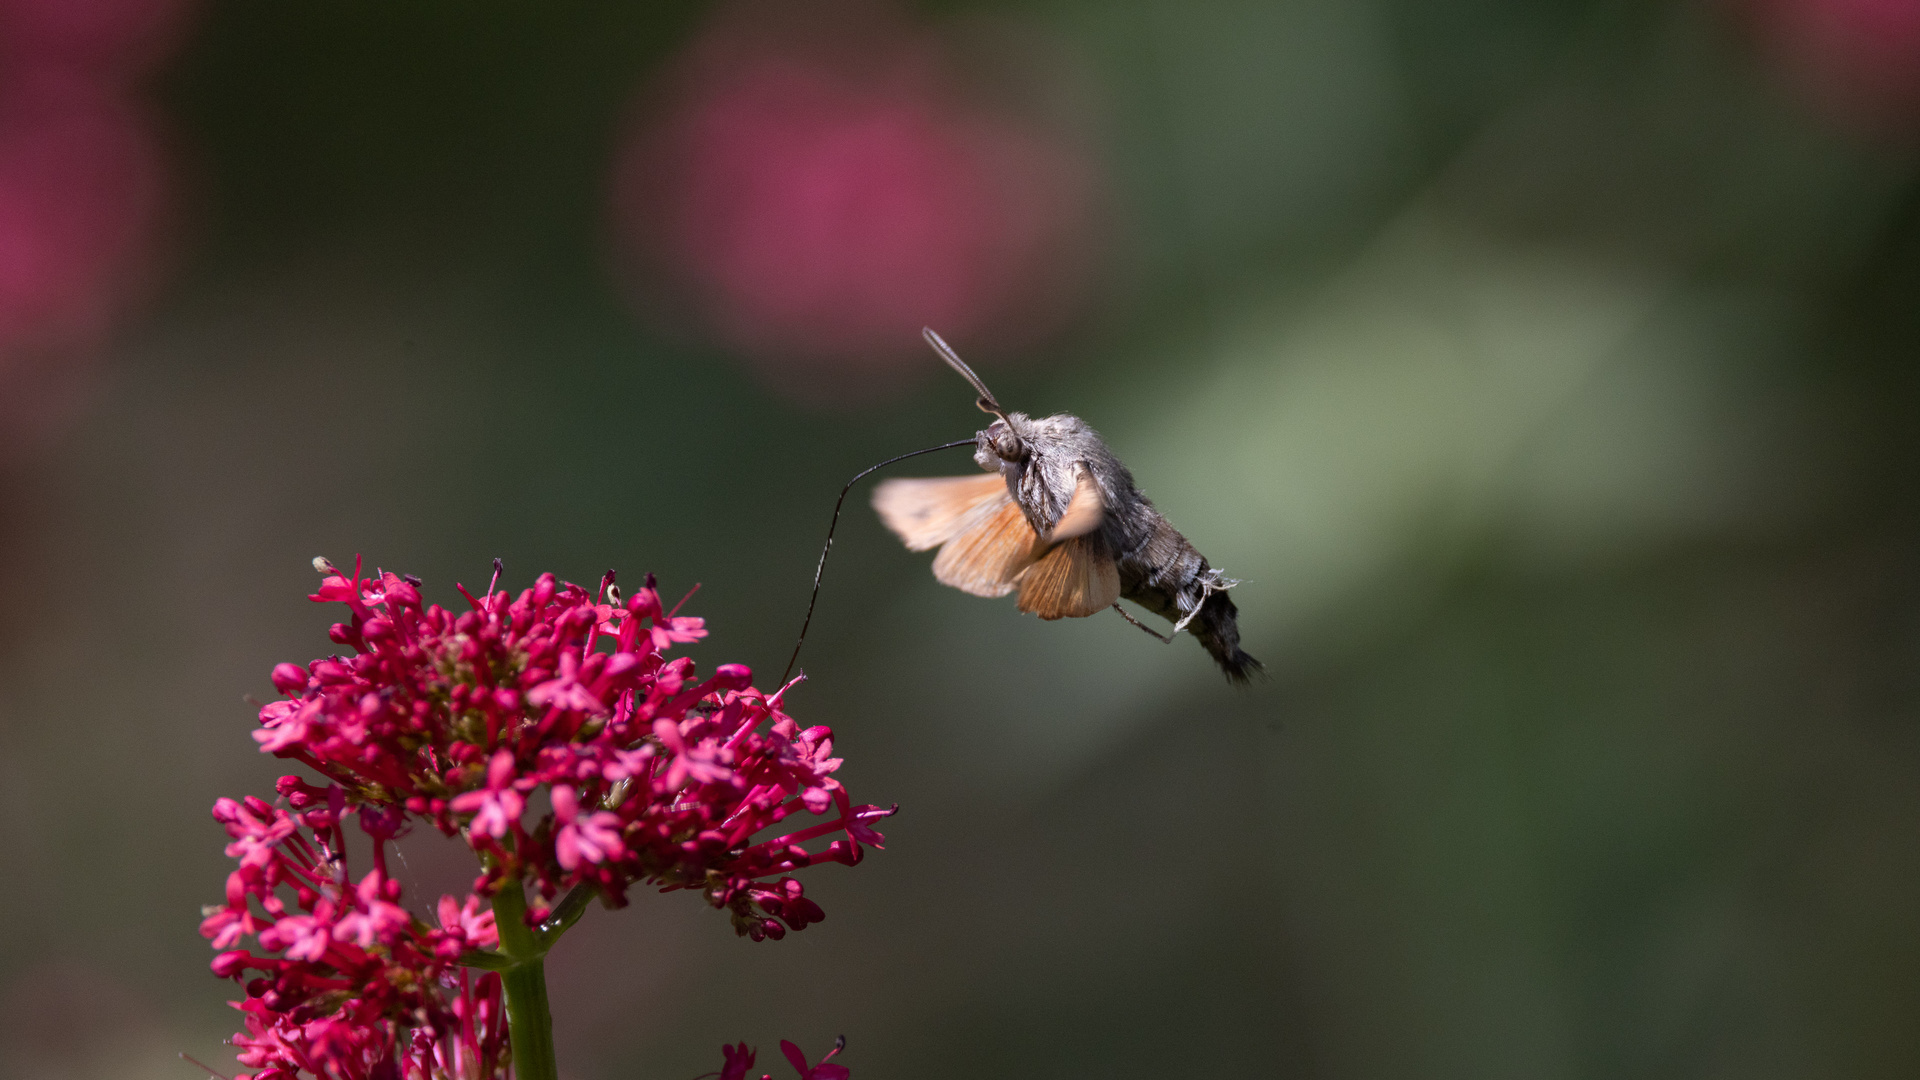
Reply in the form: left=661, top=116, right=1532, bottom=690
left=718, top=1042, right=758, bottom=1080
left=0, top=0, right=188, bottom=460
left=1743, top=0, right=1920, bottom=132
left=779, top=1038, right=850, bottom=1080
left=0, top=75, right=164, bottom=352
left=711, top=1037, right=852, bottom=1080
left=611, top=0, right=1103, bottom=396
left=0, top=0, right=195, bottom=77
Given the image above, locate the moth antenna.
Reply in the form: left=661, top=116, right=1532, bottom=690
left=922, top=327, right=1010, bottom=420
left=781, top=437, right=978, bottom=685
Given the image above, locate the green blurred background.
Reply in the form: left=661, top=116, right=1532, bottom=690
left=3, top=0, right=1920, bottom=1077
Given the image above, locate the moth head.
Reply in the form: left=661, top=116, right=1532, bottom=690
left=973, top=415, right=1029, bottom=475
left=984, top=417, right=1027, bottom=462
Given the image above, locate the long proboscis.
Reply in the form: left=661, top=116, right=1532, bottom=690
left=922, top=327, right=1008, bottom=420
left=780, top=438, right=977, bottom=685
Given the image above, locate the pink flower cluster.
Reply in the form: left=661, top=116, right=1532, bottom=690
left=203, top=789, right=508, bottom=1080
left=203, top=558, right=891, bottom=1079
left=253, top=559, right=892, bottom=935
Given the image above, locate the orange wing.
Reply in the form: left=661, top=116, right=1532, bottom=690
left=1015, top=536, right=1120, bottom=619
left=873, top=473, right=1042, bottom=598
left=872, top=474, right=1007, bottom=551
left=932, top=499, right=1042, bottom=597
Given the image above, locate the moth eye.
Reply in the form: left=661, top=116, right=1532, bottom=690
left=994, top=432, right=1026, bottom=461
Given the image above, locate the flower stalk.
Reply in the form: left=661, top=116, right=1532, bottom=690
left=491, top=878, right=557, bottom=1080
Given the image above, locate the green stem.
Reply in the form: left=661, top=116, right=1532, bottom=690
left=537, top=884, right=596, bottom=947
left=457, top=948, right=515, bottom=971
left=491, top=878, right=558, bottom=1080
left=500, top=958, right=556, bottom=1080
left=491, top=874, right=541, bottom=958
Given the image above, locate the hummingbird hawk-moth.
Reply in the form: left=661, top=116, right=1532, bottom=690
left=870, top=329, right=1260, bottom=683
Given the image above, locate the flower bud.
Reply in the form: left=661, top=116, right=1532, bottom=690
left=788, top=897, right=825, bottom=928
left=269, top=663, right=308, bottom=695
left=579, top=651, right=607, bottom=685
left=358, top=804, right=405, bottom=840
left=275, top=775, right=327, bottom=806
left=211, top=950, right=253, bottom=978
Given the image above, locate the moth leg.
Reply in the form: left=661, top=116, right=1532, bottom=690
left=1168, top=571, right=1242, bottom=635
left=1169, top=600, right=1206, bottom=636
left=1111, top=603, right=1175, bottom=644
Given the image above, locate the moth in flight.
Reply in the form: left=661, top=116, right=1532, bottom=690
left=872, top=329, right=1260, bottom=682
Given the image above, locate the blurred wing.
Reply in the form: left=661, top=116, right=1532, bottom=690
left=931, top=498, right=1042, bottom=598
left=1047, top=466, right=1105, bottom=541
left=872, top=473, right=1007, bottom=551
left=1015, top=537, right=1120, bottom=619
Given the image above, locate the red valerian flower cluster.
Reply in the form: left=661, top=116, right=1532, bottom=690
left=203, top=788, right=509, bottom=1080
left=202, top=558, right=890, bottom=1080
left=251, top=558, right=893, bottom=937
